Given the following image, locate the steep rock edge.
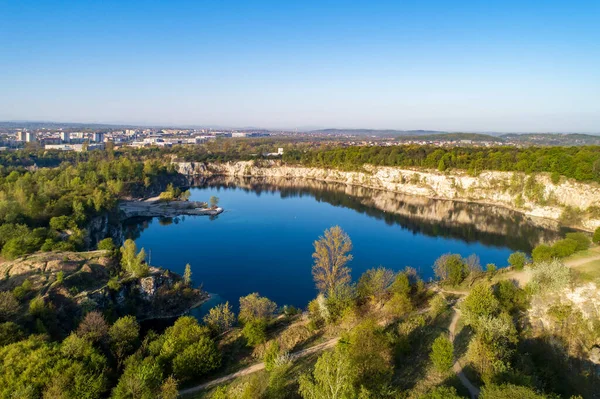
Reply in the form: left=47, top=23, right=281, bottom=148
left=176, top=160, right=600, bottom=232
left=0, top=250, right=208, bottom=337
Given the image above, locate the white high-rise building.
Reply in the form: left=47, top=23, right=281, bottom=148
left=17, top=131, right=27, bottom=141
left=61, top=132, right=70, bottom=143
left=25, top=132, right=37, bottom=142
left=92, top=132, right=105, bottom=143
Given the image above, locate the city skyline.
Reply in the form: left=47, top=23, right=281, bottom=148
left=1, top=0, right=599, bottom=132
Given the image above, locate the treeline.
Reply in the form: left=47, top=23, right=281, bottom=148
left=282, top=145, right=600, bottom=182
left=0, top=152, right=177, bottom=258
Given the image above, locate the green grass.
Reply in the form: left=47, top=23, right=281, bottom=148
left=571, top=259, right=600, bottom=283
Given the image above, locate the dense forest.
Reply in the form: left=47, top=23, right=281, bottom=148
left=281, top=145, right=600, bottom=182
left=0, top=149, right=177, bottom=259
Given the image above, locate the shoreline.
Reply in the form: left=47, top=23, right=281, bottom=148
left=118, top=198, right=223, bottom=220
left=138, top=293, right=212, bottom=322
left=176, top=161, right=600, bottom=232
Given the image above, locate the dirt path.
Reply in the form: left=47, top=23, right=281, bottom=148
left=448, top=307, right=480, bottom=399
left=178, top=337, right=340, bottom=396
left=505, top=250, right=600, bottom=288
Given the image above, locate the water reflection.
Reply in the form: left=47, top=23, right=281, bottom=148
left=182, top=175, right=565, bottom=252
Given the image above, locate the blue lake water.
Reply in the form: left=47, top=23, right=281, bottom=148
left=128, top=177, right=563, bottom=314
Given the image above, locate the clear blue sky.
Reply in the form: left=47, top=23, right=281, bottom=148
left=1, top=0, right=599, bottom=132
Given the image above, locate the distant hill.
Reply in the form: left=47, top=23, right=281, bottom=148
left=308, top=129, right=447, bottom=137
left=397, top=132, right=503, bottom=142
left=501, top=133, right=600, bottom=146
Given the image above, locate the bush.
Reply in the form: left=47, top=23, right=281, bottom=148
left=430, top=334, right=454, bottom=373
left=0, top=291, right=20, bottom=322
left=263, top=341, right=281, bottom=371
left=531, top=244, right=555, bottom=263
left=594, top=227, right=600, bottom=244
left=565, top=232, right=591, bottom=251
left=551, top=238, right=579, bottom=258
left=480, top=383, right=546, bottom=399
left=97, top=237, right=116, bottom=251
left=434, top=254, right=468, bottom=286
left=172, top=336, right=221, bottom=380
left=507, top=251, right=528, bottom=270
left=428, top=294, right=448, bottom=319
left=243, top=319, right=267, bottom=347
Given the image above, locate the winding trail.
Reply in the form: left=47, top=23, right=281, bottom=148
left=178, top=337, right=340, bottom=396
left=448, top=307, right=480, bottom=399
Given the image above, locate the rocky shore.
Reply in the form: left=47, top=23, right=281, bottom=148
left=119, top=198, right=223, bottom=219
left=175, top=160, right=600, bottom=232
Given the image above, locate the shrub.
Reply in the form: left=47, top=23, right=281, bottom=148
left=428, top=294, right=449, bottom=319
left=239, top=293, right=277, bottom=324
left=243, top=319, right=267, bottom=347
left=551, top=238, right=579, bottom=258
left=263, top=341, right=281, bottom=371
left=97, top=237, right=116, bottom=251
left=461, top=284, right=499, bottom=327
left=434, top=254, right=468, bottom=286
left=559, top=206, right=583, bottom=226
left=594, top=227, right=600, bottom=244
left=507, top=251, right=528, bottom=270
left=565, top=232, right=591, bottom=251
left=172, top=336, right=221, bottom=380
left=480, top=383, right=546, bottom=399
left=529, top=259, right=571, bottom=294
left=531, top=244, right=555, bottom=263
left=430, top=335, right=454, bottom=373
left=0, top=291, right=20, bottom=322
left=204, top=301, right=236, bottom=334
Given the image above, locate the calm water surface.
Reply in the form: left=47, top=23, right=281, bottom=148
left=128, top=178, right=563, bottom=314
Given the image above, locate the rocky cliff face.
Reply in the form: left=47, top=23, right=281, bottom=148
left=0, top=251, right=207, bottom=337
left=176, top=160, right=600, bottom=231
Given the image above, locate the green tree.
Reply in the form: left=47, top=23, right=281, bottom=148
left=430, top=335, right=454, bottom=373
left=109, top=315, right=140, bottom=366
left=238, top=293, right=277, bottom=324
left=434, top=254, right=468, bottom=286
left=507, top=251, right=528, bottom=270
left=429, top=293, right=449, bottom=319
left=461, top=284, right=499, bottom=328
left=112, top=355, right=163, bottom=399
left=565, top=232, right=591, bottom=251
left=209, top=196, right=220, bottom=208
left=531, top=244, right=555, bottom=262
left=263, top=340, right=281, bottom=371
left=299, top=348, right=357, bottom=399
left=0, top=291, right=19, bottom=322
left=480, top=383, right=546, bottom=399
left=183, top=263, right=192, bottom=286
left=344, top=319, right=393, bottom=391
left=551, top=238, right=579, bottom=258
left=242, top=319, right=268, bottom=346
left=418, top=386, right=464, bottom=399
left=172, top=336, right=221, bottom=380
left=159, top=376, right=179, bottom=399
left=120, top=239, right=149, bottom=277
left=357, top=267, right=395, bottom=304
left=593, top=227, right=600, bottom=244
left=0, top=322, right=24, bottom=346
left=312, top=226, right=353, bottom=294
left=203, top=301, right=236, bottom=334
left=98, top=237, right=116, bottom=251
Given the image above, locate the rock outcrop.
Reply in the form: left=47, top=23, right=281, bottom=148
left=176, top=160, right=600, bottom=231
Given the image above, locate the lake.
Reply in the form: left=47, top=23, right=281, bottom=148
left=128, top=176, right=565, bottom=315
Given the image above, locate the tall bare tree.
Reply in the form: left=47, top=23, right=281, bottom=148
left=312, top=226, right=353, bottom=293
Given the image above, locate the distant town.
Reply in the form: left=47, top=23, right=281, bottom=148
left=1, top=123, right=600, bottom=152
